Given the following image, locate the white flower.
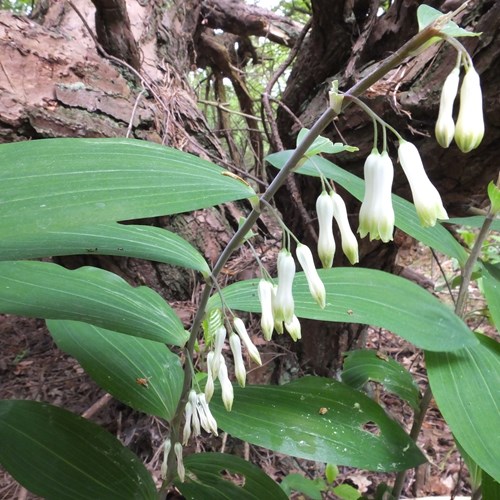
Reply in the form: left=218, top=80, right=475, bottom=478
left=184, top=391, right=218, bottom=443
left=455, top=65, right=484, bottom=153
left=284, top=314, right=301, bottom=341
left=160, top=438, right=171, bottom=479
left=204, top=351, right=215, bottom=402
left=229, top=333, right=246, bottom=387
left=296, top=243, right=326, bottom=309
left=211, top=326, right=226, bottom=377
left=331, top=191, right=359, bottom=264
left=188, top=390, right=201, bottom=436
left=233, top=317, right=262, bottom=365
left=316, top=191, right=336, bottom=268
left=273, top=250, right=296, bottom=323
left=182, top=402, right=193, bottom=444
left=174, top=442, right=185, bottom=483
left=218, top=357, right=234, bottom=411
left=358, top=149, right=395, bottom=243
left=258, top=279, right=274, bottom=341
left=398, top=141, right=448, bottom=227
left=435, top=67, right=460, bottom=148
left=196, top=393, right=218, bottom=435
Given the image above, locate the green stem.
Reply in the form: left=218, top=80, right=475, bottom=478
left=392, top=209, right=496, bottom=498
left=161, top=18, right=445, bottom=492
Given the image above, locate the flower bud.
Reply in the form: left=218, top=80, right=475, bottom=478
left=218, top=357, right=234, bottom=411
left=174, top=442, right=185, bottom=483
left=211, top=326, right=226, bottom=377
left=233, top=317, right=261, bottom=365
left=455, top=66, right=484, bottom=153
left=160, top=438, right=172, bottom=479
left=229, top=333, right=247, bottom=387
left=316, top=191, right=336, bottom=268
left=284, top=314, right=302, bottom=341
left=204, top=352, right=215, bottom=402
left=435, top=67, right=460, bottom=148
left=296, top=244, right=326, bottom=309
left=182, top=402, right=193, bottom=444
left=358, top=149, right=395, bottom=242
left=331, top=192, right=359, bottom=264
left=398, top=141, right=448, bottom=227
left=273, top=250, right=296, bottom=323
left=258, top=279, right=275, bottom=341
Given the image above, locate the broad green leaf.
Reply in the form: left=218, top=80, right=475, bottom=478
left=266, top=152, right=467, bottom=265
left=280, top=473, right=326, bottom=500
left=333, top=484, right=363, bottom=500
left=209, top=268, right=478, bottom=351
left=456, top=440, right=482, bottom=490
left=0, top=400, right=157, bottom=500
left=48, top=320, right=183, bottom=420
left=342, top=350, right=420, bottom=409
left=0, top=261, right=188, bottom=346
left=0, top=138, right=256, bottom=236
left=417, top=4, right=480, bottom=38
left=426, top=334, right=500, bottom=482
left=211, top=377, right=426, bottom=471
left=0, top=223, right=210, bottom=276
left=446, top=216, right=500, bottom=232
left=483, top=471, right=500, bottom=500
left=174, top=452, right=287, bottom=499
left=482, top=262, right=500, bottom=329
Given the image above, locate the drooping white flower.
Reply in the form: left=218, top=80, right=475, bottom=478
left=455, top=65, right=484, bottom=153
left=211, top=326, right=226, bottom=377
left=174, top=442, right=185, bottom=483
left=330, top=191, right=359, bottom=264
left=196, top=393, right=218, bottom=435
left=258, top=279, right=275, bottom=341
left=204, top=353, right=215, bottom=402
left=358, top=149, right=395, bottom=243
left=435, top=67, right=460, bottom=148
left=284, top=314, right=302, bottom=341
left=229, top=333, right=247, bottom=387
left=273, top=250, right=296, bottom=323
left=296, top=243, right=326, bottom=309
left=218, top=357, right=234, bottom=411
left=184, top=391, right=218, bottom=443
left=188, top=390, right=201, bottom=437
left=182, top=402, right=193, bottom=444
left=160, top=438, right=172, bottom=479
left=316, top=191, right=336, bottom=268
left=398, top=141, right=448, bottom=227
left=233, top=317, right=262, bottom=365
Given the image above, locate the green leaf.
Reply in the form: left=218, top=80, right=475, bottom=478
left=456, top=439, right=482, bottom=491
left=0, top=138, right=255, bottom=236
left=174, top=452, right=287, bottom=499
left=209, top=268, right=478, bottom=351
left=211, top=377, right=426, bottom=471
left=0, top=223, right=210, bottom=276
left=482, top=262, right=500, bottom=329
left=280, top=473, right=326, bottom=500
left=47, top=320, right=183, bottom=420
left=325, top=463, right=338, bottom=484
left=297, top=129, right=358, bottom=157
left=417, top=4, right=480, bottom=38
left=0, top=261, right=187, bottom=346
left=446, top=216, right=500, bottom=232
left=0, top=400, right=157, bottom=500
left=333, top=483, right=363, bottom=500
left=342, top=350, right=421, bottom=410
left=426, top=334, right=500, bottom=482
left=266, top=152, right=467, bottom=265
left=488, top=181, right=500, bottom=215
left=483, top=471, right=500, bottom=500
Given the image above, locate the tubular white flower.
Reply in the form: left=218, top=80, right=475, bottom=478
left=284, top=314, right=302, bottom=341
left=398, top=141, right=448, bottom=227
left=331, top=192, right=359, bottom=264
left=211, top=326, right=226, bottom=377
left=218, top=357, right=234, bottom=411
left=229, top=333, right=247, bottom=387
left=296, top=244, right=326, bottom=309
left=435, top=67, right=460, bottom=148
left=174, top=443, right=185, bottom=483
left=188, top=390, right=201, bottom=436
left=160, top=438, right=172, bottom=479
left=197, top=393, right=218, bottom=435
left=258, top=279, right=275, bottom=341
left=358, top=149, right=395, bottom=243
left=455, top=65, right=484, bottom=153
left=271, top=284, right=284, bottom=334
left=182, top=402, right=193, bottom=444
left=316, top=191, right=336, bottom=268
left=273, top=250, right=296, bottom=323
left=204, top=351, right=215, bottom=401
left=233, top=317, right=261, bottom=365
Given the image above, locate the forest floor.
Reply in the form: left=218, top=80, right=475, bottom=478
left=0, top=239, right=495, bottom=500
